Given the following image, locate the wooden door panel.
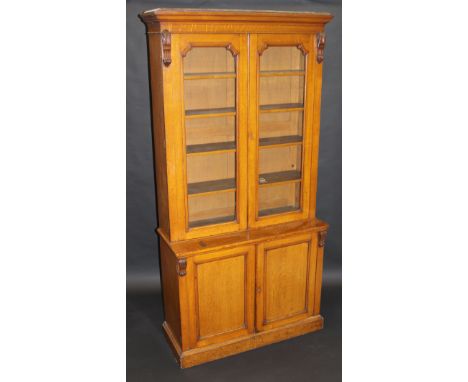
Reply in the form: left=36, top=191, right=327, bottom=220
left=264, top=242, right=309, bottom=321
left=166, top=33, right=249, bottom=241
left=188, top=245, right=255, bottom=348
left=197, top=255, right=245, bottom=338
left=256, top=232, right=318, bottom=331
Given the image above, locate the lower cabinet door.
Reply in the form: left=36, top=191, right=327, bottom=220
left=186, top=245, right=255, bottom=348
left=256, top=232, right=319, bottom=331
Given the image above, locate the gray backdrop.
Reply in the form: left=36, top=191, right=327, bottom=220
left=127, top=0, right=341, bottom=291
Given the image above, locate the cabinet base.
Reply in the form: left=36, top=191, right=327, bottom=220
left=163, top=315, right=324, bottom=368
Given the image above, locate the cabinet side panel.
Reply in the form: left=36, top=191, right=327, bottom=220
left=160, top=239, right=182, bottom=344
left=147, top=33, right=170, bottom=236
left=309, top=32, right=324, bottom=219
left=313, top=231, right=325, bottom=315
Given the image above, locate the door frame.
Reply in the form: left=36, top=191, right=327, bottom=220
left=165, top=33, right=249, bottom=241
left=247, top=33, right=319, bottom=229
left=255, top=232, right=318, bottom=331
left=186, top=245, right=255, bottom=348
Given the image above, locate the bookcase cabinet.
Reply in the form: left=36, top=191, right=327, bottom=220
left=140, top=8, right=332, bottom=368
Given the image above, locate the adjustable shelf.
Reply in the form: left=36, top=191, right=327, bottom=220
left=259, top=103, right=304, bottom=113
left=184, top=72, right=236, bottom=80
left=189, top=215, right=236, bottom=228
left=259, top=135, right=303, bottom=148
left=258, top=205, right=299, bottom=217
left=185, top=106, right=236, bottom=119
left=259, top=70, right=305, bottom=77
left=186, top=141, right=236, bottom=155
left=188, top=178, right=236, bottom=196
left=259, top=170, right=302, bottom=186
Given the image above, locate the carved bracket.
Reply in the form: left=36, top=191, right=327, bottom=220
left=161, top=30, right=171, bottom=67
left=176, top=258, right=187, bottom=276
left=316, top=32, right=326, bottom=64
left=318, top=230, right=328, bottom=248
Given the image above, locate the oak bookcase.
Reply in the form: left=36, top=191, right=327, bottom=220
left=140, top=8, right=333, bottom=368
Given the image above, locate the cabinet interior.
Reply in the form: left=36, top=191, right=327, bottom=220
left=183, top=44, right=307, bottom=228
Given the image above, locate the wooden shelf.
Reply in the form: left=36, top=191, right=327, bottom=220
left=259, top=70, right=305, bottom=77
left=259, top=135, right=302, bottom=148
left=186, top=141, right=236, bottom=155
left=259, top=103, right=303, bottom=113
left=259, top=170, right=301, bottom=186
left=184, top=72, right=236, bottom=80
left=258, top=205, right=299, bottom=217
left=185, top=107, right=236, bottom=119
left=188, top=178, right=236, bottom=195
left=189, top=215, right=236, bottom=228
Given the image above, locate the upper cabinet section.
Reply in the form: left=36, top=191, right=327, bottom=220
left=140, top=9, right=332, bottom=242
left=157, top=33, right=248, bottom=241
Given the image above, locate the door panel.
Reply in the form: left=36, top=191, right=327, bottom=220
left=248, top=34, right=317, bottom=228
left=256, top=232, right=318, bottom=331
left=169, top=34, right=248, bottom=240
left=187, top=245, right=255, bottom=348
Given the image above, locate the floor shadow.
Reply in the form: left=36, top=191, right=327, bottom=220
left=127, top=284, right=341, bottom=382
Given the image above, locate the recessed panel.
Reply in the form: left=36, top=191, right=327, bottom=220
left=264, top=242, right=309, bottom=322
left=196, top=255, right=246, bottom=338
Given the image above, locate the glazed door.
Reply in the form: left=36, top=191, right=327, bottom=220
left=248, top=34, right=319, bottom=228
left=255, top=232, right=319, bottom=331
left=168, top=34, right=248, bottom=240
left=186, top=245, right=255, bottom=348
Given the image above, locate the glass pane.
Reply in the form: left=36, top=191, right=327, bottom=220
left=187, top=152, right=236, bottom=186
left=260, top=47, right=305, bottom=72
left=189, top=192, right=236, bottom=228
left=186, top=116, right=235, bottom=152
left=184, top=78, right=236, bottom=113
left=259, top=76, right=304, bottom=108
left=259, top=111, right=303, bottom=141
left=259, top=145, right=302, bottom=177
left=258, top=46, right=306, bottom=217
left=183, top=47, right=237, bottom=228
left=184, top=47, right=235, bottom=74
left=259, top=183, right=301, bottom=217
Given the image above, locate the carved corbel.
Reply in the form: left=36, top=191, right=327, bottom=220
left=316, top=32, right=326, bottom=64
left=225, top=43, right=239, bottom=57
left=318, top=230, right=328, bottom=248
left=161, top=30, right=171, bottom=67
left=176, top=258, right=187, bottom=276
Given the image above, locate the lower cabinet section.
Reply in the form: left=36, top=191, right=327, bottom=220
left=159, top=226, right=327, bottom=368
